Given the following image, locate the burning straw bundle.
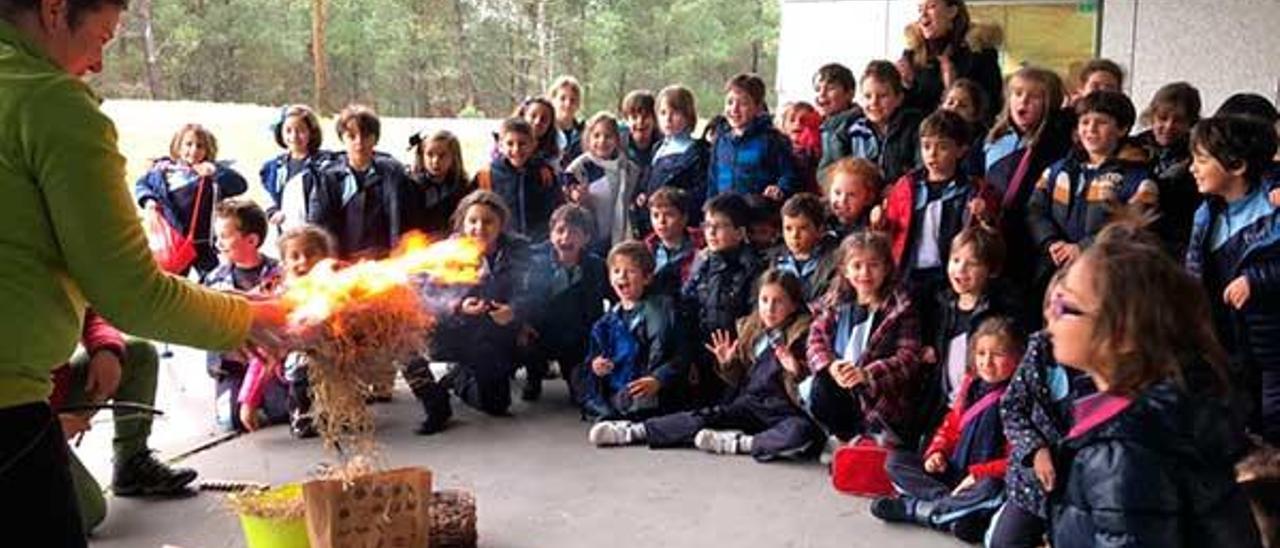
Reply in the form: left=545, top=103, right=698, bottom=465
left=285, top=234, right=482, bottom=454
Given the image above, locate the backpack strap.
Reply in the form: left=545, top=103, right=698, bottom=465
left=185, top=175, right=208, bottom=241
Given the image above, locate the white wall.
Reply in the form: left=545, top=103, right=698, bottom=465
left=775, top=0, right=918, bottom=106
left=1100, top=0, right=1280, bottom=114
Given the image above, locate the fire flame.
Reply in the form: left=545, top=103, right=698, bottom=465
left=283, top=232, right=484, bottom=325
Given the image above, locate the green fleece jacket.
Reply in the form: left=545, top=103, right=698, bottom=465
left=0, top=21, right=251, bottom=409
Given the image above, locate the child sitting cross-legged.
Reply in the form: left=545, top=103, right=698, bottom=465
left=870, top=316, right=1024, bottom=543
left=804, top=230, right=925, bottom=447
left=590, top=269, right=821, bottom=461
left=578, top=241, right=685, bottom=421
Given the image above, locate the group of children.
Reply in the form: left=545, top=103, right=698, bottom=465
left=133, top=54, right=1280, bottom=545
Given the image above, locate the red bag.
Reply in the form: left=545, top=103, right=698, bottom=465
left=144, top=177, right=206, bottom=274
left=831, top=436, right=896, bottom=497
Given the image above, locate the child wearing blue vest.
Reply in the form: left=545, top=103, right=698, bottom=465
left=768, top=193, right=840, bottom=303
left=814, top=63, right=862, bottom=180
left=579, top=241, right=685, bottom=421
left=411, top=190, right=533, bottom=421
left=1185, top=115, right=1280, bottom=445
left=981, top=67, right=1074, bottom=303
left=871, top=316, right=1022, bottom=543
left=201, top=199, right=284, bottom=432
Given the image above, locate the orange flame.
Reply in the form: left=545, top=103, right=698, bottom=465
left=283, top=232, right=483, bottom=325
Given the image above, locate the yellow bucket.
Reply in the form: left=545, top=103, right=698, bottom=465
left=236, top=483, right=310, bottom=548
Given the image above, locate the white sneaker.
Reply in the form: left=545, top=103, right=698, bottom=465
left=589, top=421, right=637, bottom=446
left=694, top=429, right=746, bottom=455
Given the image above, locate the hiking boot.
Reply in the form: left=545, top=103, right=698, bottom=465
left=414, top=404, right=453, bottom=436
left=112, top=451, right=198, bottom=497
left=870, top=497, right=911, bottom=523
left=693, top=429, right=747, bottom=455
left=412, top=381, right=453, bottom=436
left=588, top=421, right=640, bottom=446
left=950, top=516, right=988, bottom=544
left=290, top=413, right=318, bottom=439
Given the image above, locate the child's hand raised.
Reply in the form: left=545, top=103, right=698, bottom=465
left=924, top=452, right=948, bottom=474
left=1224, top=275, right=1251, bottom=310
left=566, top=183, right=587, bottom=204
left=762, top=185, right=785, bottom=201
left=591, top=356, right=614, bottom=377
left=1048, top=241, right=1080, bottom=266
left=704, top=329, right=737, bottom=365
left=626, top=376, right=660, bottom=398
left=1270, top=187, right=1280, bottom=208
left=774, top=345, right=802, bottom=376
left=1033, top=446, right=1056, bottom=492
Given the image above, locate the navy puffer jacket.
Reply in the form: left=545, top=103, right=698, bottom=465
left=1049, top=380, right=1260, bottom=548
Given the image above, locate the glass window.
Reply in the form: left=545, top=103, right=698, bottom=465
left=970, top=1, right=1099, bottom=82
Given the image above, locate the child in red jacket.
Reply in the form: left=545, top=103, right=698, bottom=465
left=870, top=315, right=1022, bottom=543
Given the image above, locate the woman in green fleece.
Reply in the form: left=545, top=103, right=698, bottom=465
left=0, top=1, right=287, bottom=544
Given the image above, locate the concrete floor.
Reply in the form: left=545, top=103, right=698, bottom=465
left=77, top=350, right=957, bottom=548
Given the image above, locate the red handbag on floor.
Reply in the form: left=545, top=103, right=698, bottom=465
left=831, top=435, right=895, bottom=497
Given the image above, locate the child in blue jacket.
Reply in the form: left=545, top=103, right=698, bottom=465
left=259, top=104, right=332, bottom=233
left=1185, top=115, right=1280, bottom=445
left=135, top=123, right=248, bottom=276
left=579, top=241, right=685, bottom=421
left=706, top=73, right=797, bottom=203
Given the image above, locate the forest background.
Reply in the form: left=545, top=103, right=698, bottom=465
left=94, top=0, right=781, bottom=118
